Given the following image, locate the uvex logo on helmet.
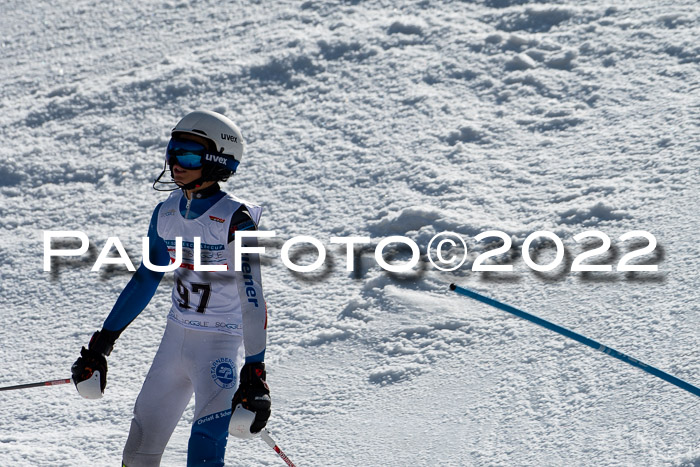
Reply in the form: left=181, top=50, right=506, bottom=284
left=206, top=154, right=228, bottom=165
left=221, top=133, right=238, bottom=143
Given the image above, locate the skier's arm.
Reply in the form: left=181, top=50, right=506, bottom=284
left=72, top=204, right=169, bottom=398
left=228, top=205, right=270, bottom=434
left=102, top=203, right=169, bottom=334
left=227, top=206, right=267, bottom=364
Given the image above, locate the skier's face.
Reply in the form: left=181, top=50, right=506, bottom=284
left=168, top=134, right=209, bottom=187
left=172, top=161, right=202, bottom=186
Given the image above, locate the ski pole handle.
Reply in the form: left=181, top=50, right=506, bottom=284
left=0, top=378, right=72, bottom=392
left=261, top=429, right=297, bottom=467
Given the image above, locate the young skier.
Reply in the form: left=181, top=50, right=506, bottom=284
left=71, top=110, right=271, bottom=466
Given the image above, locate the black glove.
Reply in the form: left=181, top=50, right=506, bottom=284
left=232, top=362, right=271, bottom=433
left=71, top=330, right=118, bottom=395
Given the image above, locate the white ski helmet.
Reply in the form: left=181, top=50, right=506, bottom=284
left=153, top=110, right=246, bottom=191
left=172, top=110, right=245, bottom=165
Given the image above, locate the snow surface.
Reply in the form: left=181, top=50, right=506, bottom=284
left=1, top=0, right=699, bottom=466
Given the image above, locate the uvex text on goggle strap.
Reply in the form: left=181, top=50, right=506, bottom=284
left=166, top=138, right=239, bottom=172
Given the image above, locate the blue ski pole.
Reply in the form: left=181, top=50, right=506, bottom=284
left=449, top=283, right=700, bottom=398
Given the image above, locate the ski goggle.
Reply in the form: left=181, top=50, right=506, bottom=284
left=165, top=138, right=240, bottom=172
left=165, top=138, right=208, bottom=169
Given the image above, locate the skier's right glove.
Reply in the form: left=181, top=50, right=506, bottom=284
left=71, top=329, right=118, bottom=399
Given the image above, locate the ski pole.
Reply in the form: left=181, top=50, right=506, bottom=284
left=261, top=429, right=297, bottom=467
left=0, top=378, right=72, bottom=392
left=449, top=283, right=700, bottom=398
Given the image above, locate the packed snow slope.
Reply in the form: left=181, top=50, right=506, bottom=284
left=0, top=1, right=698, bottom=466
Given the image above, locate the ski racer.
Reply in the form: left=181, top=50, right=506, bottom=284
left=71, top=110, right=271, bottom=466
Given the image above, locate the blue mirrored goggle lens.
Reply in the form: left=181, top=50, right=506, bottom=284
left=165, top=139, right=207, bottom=169
left=172, top=153, right=203, bottom=169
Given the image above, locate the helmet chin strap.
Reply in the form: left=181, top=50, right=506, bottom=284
left=171, top=166, right=206, bottom=191
left=154, top=161, right=232, bottom=192
left=178, top=178, right=205, bottom=191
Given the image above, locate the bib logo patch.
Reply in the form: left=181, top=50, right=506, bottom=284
left=211, top=358, right=236, bottom=389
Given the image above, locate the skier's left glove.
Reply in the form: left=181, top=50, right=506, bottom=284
left=71, top=329, right=118, bottom=399
left=231, top=362, right=271, bottom=435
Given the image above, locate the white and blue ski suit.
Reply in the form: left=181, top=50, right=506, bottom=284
left=101, top=184, right=267, bottom=467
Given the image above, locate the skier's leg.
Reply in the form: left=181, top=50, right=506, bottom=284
left=185, top=331, right=244, bottom=467
left=122, top=322, right=193, bottom=467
